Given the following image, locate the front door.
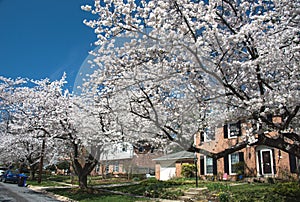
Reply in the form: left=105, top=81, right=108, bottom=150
left=260, top=150, right=273, bottom=175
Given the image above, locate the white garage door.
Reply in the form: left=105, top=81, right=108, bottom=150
left=160, top=165, right=176, bottom=181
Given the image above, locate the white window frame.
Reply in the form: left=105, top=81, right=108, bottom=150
left=204, top=127, right=215, bottom=142
left=229, top=153, right=240, bottom=175
left=205, top=156, right=214, bottom=175
left=228, top=123, right=240, bottom=139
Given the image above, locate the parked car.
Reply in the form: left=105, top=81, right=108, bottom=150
left=0, top=167, right=7, bottom=182
left=1, top=170, right=19, bottom=183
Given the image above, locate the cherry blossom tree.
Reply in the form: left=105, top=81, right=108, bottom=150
left=0, top=76, right=71, bottom=180
left=0, top=75, right=128, bottom=189
left=82, top=0, right=299, bottom=157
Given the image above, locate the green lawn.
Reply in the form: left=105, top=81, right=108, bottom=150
left=229, top=182, right=300, bottom=202
left=46, top=187, right=149, bottom=202
left=29, top=176, right=300, bottom=202
left=26, top=175, right=74, bottom=187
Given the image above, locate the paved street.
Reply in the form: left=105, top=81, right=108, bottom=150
left=0, top=182, right=61, bottom=202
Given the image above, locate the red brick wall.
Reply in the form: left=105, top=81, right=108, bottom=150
left=195, top=121, right=297, bottom=180
left=155, top=164, right=160, bottom=180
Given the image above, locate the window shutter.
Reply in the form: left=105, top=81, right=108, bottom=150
left=224, top=124, right=228, bottom=138
left=289, top=153, right=297, bottom=173
left=272, top=149, right=277, bottom=174
left=239, top=152, right=244, bottom=162
left=224, top=155, right=229, bottom=174
left=200, top=131, right=205, bottom=142
left=267, top=114, right=273, bottom=122
left=258, top=152, right=262, bottom=175
left=200, top=158, right=204, bottom=175
left=213, top=158, right=218, bottom=175
left=239, top=152, right=245, bottom=175
left=237, top=121, right=242, bottom=136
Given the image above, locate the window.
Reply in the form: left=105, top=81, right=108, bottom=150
left=200, top=127, right=215, bottom=143
left=206, top=157, right=213, bottom=175
left=138, top=146, right=145, bottom=153
left=122, top=146, right=127, bottom=152
left=204, top=127, right=215, bottom=141
left=113, top=162, right=119, bottom=172
left=224, top=121, right=241, bottom=138
left=105, top=165, right=109, bottom=174
left=229, top=153, right=240, bottom=174
left=95, top=165, right=100, bottom=173
left=228, top=123, right=241, bottom=138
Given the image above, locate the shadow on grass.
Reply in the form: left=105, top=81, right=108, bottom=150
left=47, top=187, right=148, bottom=202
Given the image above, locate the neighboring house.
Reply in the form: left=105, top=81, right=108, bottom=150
left=91, top=142, right=162, bottom=176
left=91, top=142, right=133, bottom=176
left=153, top=151, right=194, bottom=181
left=195, top=117, right=299, bottom=181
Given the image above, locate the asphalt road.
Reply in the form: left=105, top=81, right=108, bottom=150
left=0, top=182, right=61, bottom=202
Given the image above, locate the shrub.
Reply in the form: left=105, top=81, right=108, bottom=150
left=181, top=164, right=196, bottom=178
left=232, top=162, right=245, bottom=176
left=273, top=182, right=300, bottom=198
left=218, top=191, right=230, bottom=202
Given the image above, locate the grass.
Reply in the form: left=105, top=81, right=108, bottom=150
left=229, top=182, right=300, bottom=202
left=46, top=187, right=149, bottom=202
left=88, top=176, right=133, bottom=186
left=104, top=178, right=195, bottom=199
left=28, top=175, right=300, bottom=202
left=47, top=178, right=196, bottom=201
left=26, top=175, right=73, bottom=187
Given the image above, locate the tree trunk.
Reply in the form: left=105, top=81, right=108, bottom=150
left=28, top=163, right=39, bottom=181
left=38, top=138, right=46, bottom=184
left=78, top=173, right=88, bottom=189
left=29, top=170, right=35, bottom=181
left=71, top=142, right=100, bottom=189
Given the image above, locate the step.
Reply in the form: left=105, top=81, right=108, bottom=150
left=179, top=194, right=207, bottom=201
left=188, top=187, right=208, bottom=192
left=184, top=191, right=200, bottom=196
left=178, top=195, right=192, bottom=200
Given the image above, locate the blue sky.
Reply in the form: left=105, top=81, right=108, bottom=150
left=0, top=0, right=97, bottom=90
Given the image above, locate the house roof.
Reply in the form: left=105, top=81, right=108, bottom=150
left=153, top=151, right=195, bottom=161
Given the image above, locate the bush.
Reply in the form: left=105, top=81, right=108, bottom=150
left=218, top=191, right=230, bottom=202
left=273, top=182, right=300, bottom=198
left=181, top=164, right=196, bottom=178
left=232, top=162, right=245, bottom=176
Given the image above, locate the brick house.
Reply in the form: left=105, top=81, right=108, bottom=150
left=195, top=118, right=299, bottom=181
left=91, top=142, right=162, bottom=177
